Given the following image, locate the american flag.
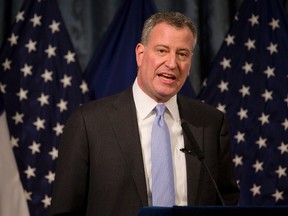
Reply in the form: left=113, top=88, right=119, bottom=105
left=0, top=0, right=89, bottom=215
left=197, top=0, right=288, bottom=205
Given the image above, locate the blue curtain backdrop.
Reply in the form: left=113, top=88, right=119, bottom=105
left=4, top=0, right=286, bottom=93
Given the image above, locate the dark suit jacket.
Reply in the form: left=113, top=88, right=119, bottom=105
left=49, top=87, right=239, bottom=216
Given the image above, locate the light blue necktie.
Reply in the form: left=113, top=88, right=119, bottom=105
left=151, top=104, right=175, bottom=206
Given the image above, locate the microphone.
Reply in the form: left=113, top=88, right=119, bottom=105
left=180, top=120, right=226, bottom=206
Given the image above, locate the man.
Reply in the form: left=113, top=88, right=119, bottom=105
left=49, top=11, right=239, bottom=216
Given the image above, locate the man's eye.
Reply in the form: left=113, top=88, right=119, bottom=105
left=179, top=52, right=187, bottom=57
left=158, top=49, right=166, bottom=54
left=178, top=52, right=189, bottom=60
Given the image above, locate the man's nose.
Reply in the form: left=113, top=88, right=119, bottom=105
left=165, top=53, right=177, bottom=69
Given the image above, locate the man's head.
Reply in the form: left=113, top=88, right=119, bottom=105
left=135, top=11, right=197, bottom=103
left=141, top=12, right=197, bottom=49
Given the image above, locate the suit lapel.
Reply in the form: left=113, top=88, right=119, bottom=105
left=178, top=96, right=204, bottom=205
left=107, top=88, right=148, bottom=206
left=183, top=125, right=204, bottom=205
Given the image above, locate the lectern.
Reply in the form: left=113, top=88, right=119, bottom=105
left=137, top=206, right=288, bottom=216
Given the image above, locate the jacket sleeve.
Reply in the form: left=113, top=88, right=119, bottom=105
left=48, top=107, right=89, bottom=215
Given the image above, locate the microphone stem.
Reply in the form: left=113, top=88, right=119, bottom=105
left=201, top=159, right=226, bottom=206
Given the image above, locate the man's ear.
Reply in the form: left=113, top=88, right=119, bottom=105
left=135, top=43, right=144, bottom=67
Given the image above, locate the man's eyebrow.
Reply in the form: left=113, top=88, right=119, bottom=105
left=154, top=44, right=169, bottom=48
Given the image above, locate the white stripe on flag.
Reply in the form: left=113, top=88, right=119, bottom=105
left=0, top=112, right=30, bottom=216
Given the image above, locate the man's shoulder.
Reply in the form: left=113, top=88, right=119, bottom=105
left=77, top=87, right=133, bottom=113
left=178, top=94, right=220, bottom=113
left=177, top=94, right=225, bottom=126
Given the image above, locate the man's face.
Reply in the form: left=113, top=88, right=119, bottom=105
left=135, top=22, right=195, bottom=103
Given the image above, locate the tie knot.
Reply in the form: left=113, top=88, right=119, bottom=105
left=155, top=104, right=166, bottom=116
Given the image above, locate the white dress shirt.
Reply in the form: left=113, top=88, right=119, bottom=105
left=132, top=79, right=187, bottom=206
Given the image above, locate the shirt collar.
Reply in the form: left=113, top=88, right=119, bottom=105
left=132, top=79, right=179, bottom=121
